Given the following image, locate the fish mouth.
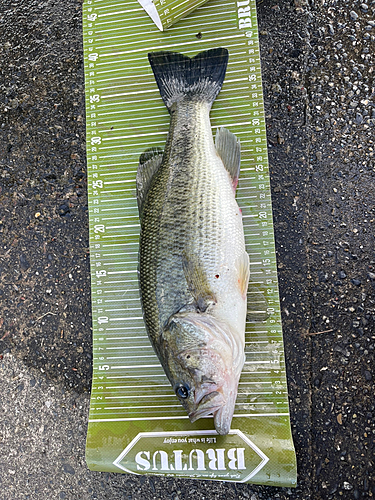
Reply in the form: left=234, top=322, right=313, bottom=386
left=213, top=389, right=237, bottom=435
left=188, top=391, right=226, bottom=423
left=194, top=382, right=218, bottom=406
left=189, top=379, right=238, bottom=435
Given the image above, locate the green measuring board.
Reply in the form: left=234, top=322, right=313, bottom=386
left=83, top=0, right=297, bottom=486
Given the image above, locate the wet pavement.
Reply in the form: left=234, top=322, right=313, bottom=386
left=0, top=0, right=374, bottom=498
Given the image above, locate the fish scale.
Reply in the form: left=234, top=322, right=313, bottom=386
left=140, top=102, right=244, bottom=331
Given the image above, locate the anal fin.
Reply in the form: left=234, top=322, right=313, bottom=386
left=215, top=127, right=241, bottom=189
left=136, top=147, right=164, bottom=217
left=235, top=251, right=250, bottom=297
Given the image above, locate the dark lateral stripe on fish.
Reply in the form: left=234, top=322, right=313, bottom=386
left=147, top=48, right=229, bottom=112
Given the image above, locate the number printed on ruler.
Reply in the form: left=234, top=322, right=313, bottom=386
left=86, top=1, right=104, bottom=343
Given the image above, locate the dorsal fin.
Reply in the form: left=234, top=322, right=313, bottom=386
left=215, top=127, right=241, bottom=188
left=136, top=148, right=164, bottom=217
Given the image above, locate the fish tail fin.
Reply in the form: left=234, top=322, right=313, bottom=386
left=148, top=48, right=229, bottom=112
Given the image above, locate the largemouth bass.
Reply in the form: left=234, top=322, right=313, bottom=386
left=137, top=48, right=249, bottom=435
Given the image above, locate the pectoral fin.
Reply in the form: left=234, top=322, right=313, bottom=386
left=182, top=251, right=216, bottom=313
left=215, top=127, right=241, bottom=189
left=136, top=148, right=164, bottom=217
left=235, top=252, right=250, bottom=297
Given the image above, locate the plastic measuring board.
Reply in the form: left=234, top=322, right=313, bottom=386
left=83, top=0, right=297, bottom=486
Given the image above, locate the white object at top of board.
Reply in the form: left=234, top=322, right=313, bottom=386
left=137, top=0, right=163, bottom=31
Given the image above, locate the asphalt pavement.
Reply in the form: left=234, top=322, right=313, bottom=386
left=0, top=0, right=374, bottom=498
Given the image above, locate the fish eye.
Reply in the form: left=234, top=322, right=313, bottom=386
left=175, top=384, right=189, bottom=399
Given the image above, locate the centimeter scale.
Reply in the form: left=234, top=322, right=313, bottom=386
left=83, top=0, right=297, bottom=486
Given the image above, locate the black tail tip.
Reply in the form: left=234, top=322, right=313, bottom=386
left=148, top=47, right=229, bottom=68
left=147, top=48, right=229, bottom=110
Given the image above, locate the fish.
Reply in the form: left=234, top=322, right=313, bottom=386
left=136, top=48, right=249, bottom=435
